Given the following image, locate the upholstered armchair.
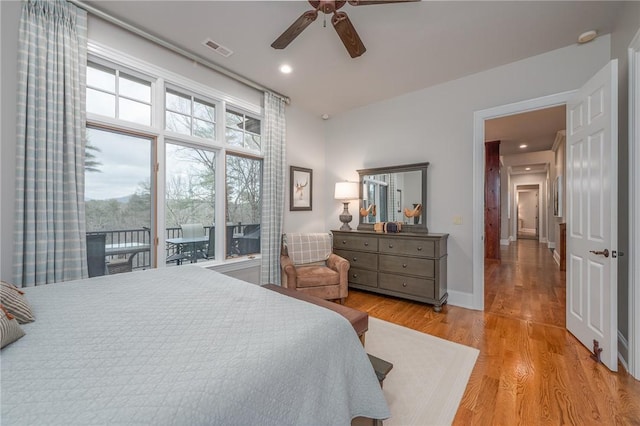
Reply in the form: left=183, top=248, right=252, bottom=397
left=280, top=233, right=349, bottom=304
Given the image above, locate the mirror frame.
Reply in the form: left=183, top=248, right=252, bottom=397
left=357, top=162, right=429, bottom=233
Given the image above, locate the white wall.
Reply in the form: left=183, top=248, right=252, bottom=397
left=282, top=106, right=329, bottom=233
left=324, top=36, right=610, bottom=304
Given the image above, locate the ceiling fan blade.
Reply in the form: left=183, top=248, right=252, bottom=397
left=271, top=10, right=318, bottom=49
left=348, top=0, right=420, bottom=5
left=332, top=12, right=366, bottom=58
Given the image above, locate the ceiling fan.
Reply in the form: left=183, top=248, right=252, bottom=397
left=271, top=0, right=419, bottom=58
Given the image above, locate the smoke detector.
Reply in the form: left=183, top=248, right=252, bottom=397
left=578, top=30, right=597, bottom=44
left=202, top=39, right=233, bottom=58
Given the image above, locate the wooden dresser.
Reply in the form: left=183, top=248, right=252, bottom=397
left=332, top=230, right=448, bottom=312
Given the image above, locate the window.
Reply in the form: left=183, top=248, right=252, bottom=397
left=225, top=153, right=262, bottom=258
left=165, top=88, right=216, bottom=140
left=165, top=143, right=216, bottom=259
left=84, top=126, right=153, bottom=270
left=226, top=109, right=261, bottom=150
left=85, top=53, right=263, bottom=271
left=86, top=62, right=152, bottom=125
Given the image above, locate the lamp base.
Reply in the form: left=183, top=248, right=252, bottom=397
left=339, top=202, right=353, bottom=231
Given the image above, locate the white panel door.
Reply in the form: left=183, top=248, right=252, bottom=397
left=566, top=60, right=618, bottom=371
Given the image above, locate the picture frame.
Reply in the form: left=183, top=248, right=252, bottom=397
left=553, top=175, right=562, bottom=217
left=290, top=166, right=312, bottom=211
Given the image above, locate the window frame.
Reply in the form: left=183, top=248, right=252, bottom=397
left=87, top=59, right=154, bottom=127
left=86, top=43, right=264, bottom=269
left=164, top=85, right=218, bottom=142
left=225, top=107, right=262, bottom=151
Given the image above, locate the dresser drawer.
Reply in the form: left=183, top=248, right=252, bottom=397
left=379, top=273, right=434, bottom=299
left=349, top=268, right=378, bottom=288
left=334, top=249, right=378, bottom=270
left=379, top=237, right=435, bottom=257
left=379, top=254, right=434, bottom=278
left=333, top=234, right=378, bottom=252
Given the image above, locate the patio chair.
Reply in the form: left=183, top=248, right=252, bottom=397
left=167, top=223, right=207, bottom=265
left=86, top=233, right=107, bottom=278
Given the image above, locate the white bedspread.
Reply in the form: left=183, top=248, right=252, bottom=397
left=1, top=266, right=389, bottom=425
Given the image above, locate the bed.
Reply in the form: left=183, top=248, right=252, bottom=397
left=1, top=266, right=389, bottom=425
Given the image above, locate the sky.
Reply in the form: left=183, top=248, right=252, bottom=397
left=85, top=128, right=215, bottom=201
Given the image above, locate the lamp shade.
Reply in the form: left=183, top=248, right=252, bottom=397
left=334, top=181, right=359, bottom=200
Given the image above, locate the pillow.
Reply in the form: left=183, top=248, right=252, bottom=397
left=285, top=233, right=332, bottom=265
left=0, top=281, right=35, bottom=324
left=1, top=304, right=25, bottom=349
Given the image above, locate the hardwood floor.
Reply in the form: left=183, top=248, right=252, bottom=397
left=344, top=239, right=640, bottom=425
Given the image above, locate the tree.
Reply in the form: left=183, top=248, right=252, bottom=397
left=85, top=141, right=102, bottom=173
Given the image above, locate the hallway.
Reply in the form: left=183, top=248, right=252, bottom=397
left=485, top=239, right=565, bottom=328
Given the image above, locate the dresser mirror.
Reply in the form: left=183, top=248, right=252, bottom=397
left=357, top=162, right=429, bottom=233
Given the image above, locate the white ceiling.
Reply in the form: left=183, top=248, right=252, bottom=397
left=486, top=105, right=566, bottom=156
left=85, top=1, right=623, bottom=118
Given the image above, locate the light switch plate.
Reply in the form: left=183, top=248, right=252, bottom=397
left=453, top=215, right=463, bottom=225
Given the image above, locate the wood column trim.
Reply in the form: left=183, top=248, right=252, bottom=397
left=485, top=140, right=501, bottom=261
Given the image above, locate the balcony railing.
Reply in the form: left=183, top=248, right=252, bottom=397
left=87, top=223, right=259, bottom=271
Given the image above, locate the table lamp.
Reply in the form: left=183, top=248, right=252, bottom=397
left=334, top=181, right=359, bottom=231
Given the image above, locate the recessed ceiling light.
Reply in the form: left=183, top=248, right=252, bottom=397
left=578, top=30, right=598, bottom=44
left=519, top=144, right=528, bottom=149
left=279, top=64, right=292, bottom=74
left=525, top=167, right=531, bottom=171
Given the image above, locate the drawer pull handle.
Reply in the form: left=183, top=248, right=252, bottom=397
left=352, top=274, right=358, bottom=278
left=389, top=244, right=394, bottom=248
left=364, top=242, right=369, bottom=246
left=402, top=282, right=407, bottom=287
left=417, top=246, right=423, bottom=251
left=342, top=240, right=347, bottom=244
left=352, top=257, right=358, bottom=262
left=402, top=263, right=407, bottom=268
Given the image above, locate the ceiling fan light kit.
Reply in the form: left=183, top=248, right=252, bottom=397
left=272, top=0, right=419, bottom=58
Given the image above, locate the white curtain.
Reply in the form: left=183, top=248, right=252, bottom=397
left=13, top=0, right=88, bottom=286
left=260, top=92, right=287, bottom=285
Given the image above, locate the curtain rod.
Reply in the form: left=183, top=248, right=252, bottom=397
left=68, top=0, right=291, bottom=104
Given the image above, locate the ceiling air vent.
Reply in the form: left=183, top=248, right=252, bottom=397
left=203, top=39, right=233, bottom=58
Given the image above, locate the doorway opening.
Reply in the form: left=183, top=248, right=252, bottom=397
left=472, top=91, right=574, bottom=310
left=516, top=185, right=539, bottom=241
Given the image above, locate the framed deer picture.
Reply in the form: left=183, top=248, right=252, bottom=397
left=290, top=166, right=312, bottom=211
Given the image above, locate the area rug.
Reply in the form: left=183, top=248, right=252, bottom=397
left=364, top=317, right=479, bottom=426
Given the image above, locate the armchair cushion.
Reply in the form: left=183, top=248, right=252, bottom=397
left=295, top=265, right=340, bottom=288
left=284, top=233, right=332, bottom=265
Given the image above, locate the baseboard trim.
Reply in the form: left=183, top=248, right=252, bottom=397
left=500, top=239, right=510, bottom=246
left=548, top=241, right=556, bottom=249
left=509, top=235, right=517, bottom=242
left=447, top=289, right=477, bottom=310
left=540, top=237, right=548, bottom=244
left=619, top=331, right=630, bottom=371
left=553, top=250, right=560, bottom=266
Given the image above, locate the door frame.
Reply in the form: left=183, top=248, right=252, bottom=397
left=472, top=91, right=575, bottom=310
left=514, top=185, right=541, bottom=241
left=628, top=28, right=640, bottom=379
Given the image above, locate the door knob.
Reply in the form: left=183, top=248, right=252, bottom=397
left=589, top=249, right=609, bottom=258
